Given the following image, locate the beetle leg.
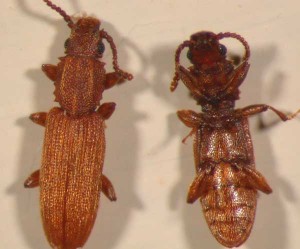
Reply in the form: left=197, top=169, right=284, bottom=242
left=42, top=64, right=58, bottom=81
left=243, top=167, right=272, bottom=194
left=97, top=102, right=116, bottom=120
left=187, top=170, right=207, bottom=203
left=239, top=104, right=300, bottom=121
left=177, top=110, right=203, bottom=128
left=101, top=174, right=117, bottom=201
left=177, top=66, right=206, bottom=99
left=177, top=110, right=203, bottom=143
left=24, top=169, right=40, bottom=188
left=182, top=128, right=196, bottom=144
left=104, top=72, right=125, bottom=89
left=221, top=61, right=250, bottom=96
left=30, top=112, right=47, bottom=126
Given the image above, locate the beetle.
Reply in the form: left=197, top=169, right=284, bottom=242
left=170, top=31, right=298, bottom=247
left=23, top=1, right=133, bottom=248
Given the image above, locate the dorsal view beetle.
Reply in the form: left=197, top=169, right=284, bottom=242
left=170, top=31, right=299, bottom=247
left=23, top=1, right=132, bottom=248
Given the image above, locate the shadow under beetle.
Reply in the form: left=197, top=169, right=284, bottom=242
left=170, top=31, right=299, bottom=247
left=23, top=1, right=132, bottom=249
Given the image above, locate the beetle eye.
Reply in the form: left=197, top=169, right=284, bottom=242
left=64, top=38, right=70, bottom=49
left=187, top=50, right=192, bottom=60
left=219, top=44, right=227, bottom=56
left=98, top=41, right=105, bottom=54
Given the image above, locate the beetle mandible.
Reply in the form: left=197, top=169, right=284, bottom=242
left=170, top=31, right=299, bottom=247
left=23, top=1, right=133, bottom=248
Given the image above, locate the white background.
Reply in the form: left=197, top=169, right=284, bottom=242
left=1, top=0, right=300, bottom=249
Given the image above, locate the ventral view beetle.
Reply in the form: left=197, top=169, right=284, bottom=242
left=170, top=31, right=299, bottom=247
left=23, top=1, right=133, bottom=248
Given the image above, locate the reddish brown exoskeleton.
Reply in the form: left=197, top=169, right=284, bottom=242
left=23, top=1, right=132, bottom=248
left=170, top=31, right=298, bottom=247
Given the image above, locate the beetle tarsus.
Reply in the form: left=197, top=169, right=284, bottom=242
left=240, top=104, right=299, bottom=121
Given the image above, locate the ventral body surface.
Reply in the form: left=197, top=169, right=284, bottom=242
left=24, top=1, right=133, bottom=249
left=170, top=31, right=298, bottom=247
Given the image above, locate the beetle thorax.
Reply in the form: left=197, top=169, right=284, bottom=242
left=55, top=57, right=106, bottom=117
left=201, top=100, right=235, bottom=113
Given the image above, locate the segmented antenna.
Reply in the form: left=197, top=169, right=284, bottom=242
left=42, top=0, right=74, bottom=27
left=100, top=30, right=133, bottom=81
left=170, top=40, right=192, bottom=92
left=217, top=32, right=250, bottom=61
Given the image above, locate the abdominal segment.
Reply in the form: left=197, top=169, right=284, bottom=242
left=200, top=163, right=257, bottom=248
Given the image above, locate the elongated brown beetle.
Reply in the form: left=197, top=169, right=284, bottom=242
left=170, top=31, right=299, bottom=247
left=23, top=1, right=132, bottom=248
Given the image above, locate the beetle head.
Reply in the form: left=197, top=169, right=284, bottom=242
left=64, top=17, right=105, bottom=58
left=170, top=31, right=250, bottom=93
left=42, top=0, right=133, bottom=81
left=187, top=31, right=227, bottom=66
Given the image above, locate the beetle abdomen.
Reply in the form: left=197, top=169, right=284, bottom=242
left=200, top=162, right=257, bottom=248
left=40, top=107, right=105, bottom=249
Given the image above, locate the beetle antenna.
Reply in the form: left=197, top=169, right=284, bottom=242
left=170, top=40, right=191, bottom=92
left=42, top=0, right=74, bottom=28
left=217, top=32, right=250, bottom=61
left=100, top=30, right=133, bottom=81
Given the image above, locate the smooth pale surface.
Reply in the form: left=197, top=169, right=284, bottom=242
left=1, top=1, right=300, bottom=249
